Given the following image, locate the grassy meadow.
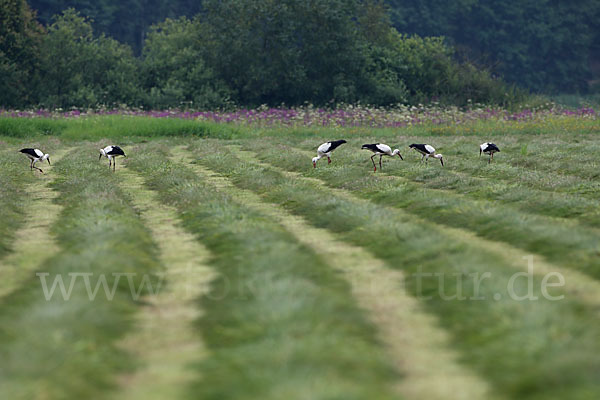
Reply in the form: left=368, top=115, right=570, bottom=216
left=0, top=109, right=598, bottom=400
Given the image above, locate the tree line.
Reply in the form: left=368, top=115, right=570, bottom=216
left=2, top=0, right=528, bottom=109
left=386, top=0, right=600, bottom=94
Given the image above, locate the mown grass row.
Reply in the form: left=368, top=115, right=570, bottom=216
left=0, top=147, right=161, bottom=400
left=0, top=138, right=64, bottom=258
left=240, top=138, right=600, bottom=281
left=0, top=149, right=35, bottom=258
left=126, top=143, right=399, bottom=400
left=336, top=138, right=600, bottom=228
left=286, top=135, right=600, bottom=227
left=188, top=140, right=600, bottom=399
left=288, top=134, right=599, bottom=195
left=498, top=136, right=600, bottom=181
left=442, top=138, right=600, bottom=197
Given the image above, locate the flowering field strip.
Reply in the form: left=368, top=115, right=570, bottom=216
left=0, top=105, right=597, bottom=139
left=0, top=146, right=162, bottom=399
left=188, top=139, right=600, bottom=400
left=125, top=142, right=400, bottom=400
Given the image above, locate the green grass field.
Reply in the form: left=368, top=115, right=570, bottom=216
left=0, top=119, right=599, bottom=400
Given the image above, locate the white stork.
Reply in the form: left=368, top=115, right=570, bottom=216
left=361, top=143, right=403, bottom=171
left=409, top=144, right=444, bottom=166
left=20, top=148, right=50, bottom=173
left=480, top=142, right=500, bottom=163
left=99, top=145, right=126, bottom=171
left=312, top=140, right=347, bottom=168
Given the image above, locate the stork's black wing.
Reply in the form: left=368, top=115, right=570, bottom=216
left=409, top=144, right=428, bottom=154
left=20, top=148, right=40, bottom=158
left=361, top=143, right=382, bottom=153
left=326, top=140, right=347, bottom=152
left=486, top=143, right=500, bottom=152
left=107, top=146, right=126, bottom=156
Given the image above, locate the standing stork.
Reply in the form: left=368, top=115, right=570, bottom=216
left=361, top=143, right=403, bottom=171
left=480, top=142, right=500, bottom=163
left=99, top=145, right=126, bottom=171
left=409, top=144, right=444, bottom=166
left=312, top=140, right=347, bottom=168
left=20, top=148, right=50, bottom=173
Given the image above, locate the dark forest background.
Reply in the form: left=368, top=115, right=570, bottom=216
left=2, top=0, right=599, bottom=109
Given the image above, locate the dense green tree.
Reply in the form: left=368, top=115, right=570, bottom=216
left=141, top=17, right=230, bottom=109
left=386, top=0, right=600, bottom=93
left=24, top=0, right=599, bottom=93
left=201, top=0, right=382, bottom=106
left=37, top=9, right=141, bottom=108
left=0, top=0, right=44, bottom=107
left=28, top=0, right=204, bottom=53
left=0, top=1, right=525, bottom=108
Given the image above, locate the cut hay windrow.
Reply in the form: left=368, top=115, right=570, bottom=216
left=172, top=145, right=490, bottom=400
left=0, top=149, right=37, bottom=259
left=189, top=140, right=600, bottom=400
left=114, top=164, right=215, bottom=400
left=229, top=145, right=600, bottom=313
left=0, top=148, right=69, bottom=300
left=125, top=142, right=400, bottom=400
left=0, top=147, right=162, bottom=400
left=435, top=138, right=600, bottom=197
left=294, top=137, right=600, bottom=228
left=244, top=139, right=600, bottom=282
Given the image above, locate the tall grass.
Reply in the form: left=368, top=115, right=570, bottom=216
left=0, top=116, right=240, bottom=139
left=1, top=110, right=597, bottom=141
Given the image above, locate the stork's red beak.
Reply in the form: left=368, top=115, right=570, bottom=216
left=440, top=158, right=444, bottom=167
left=47, top=158, right=51, bottom=165
left=313, top=161, right=316, bottom=168
left=398, top=154, right=403, bottom=160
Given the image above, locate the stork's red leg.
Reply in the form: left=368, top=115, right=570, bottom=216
left=370, top=154, right=377, bottom=172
